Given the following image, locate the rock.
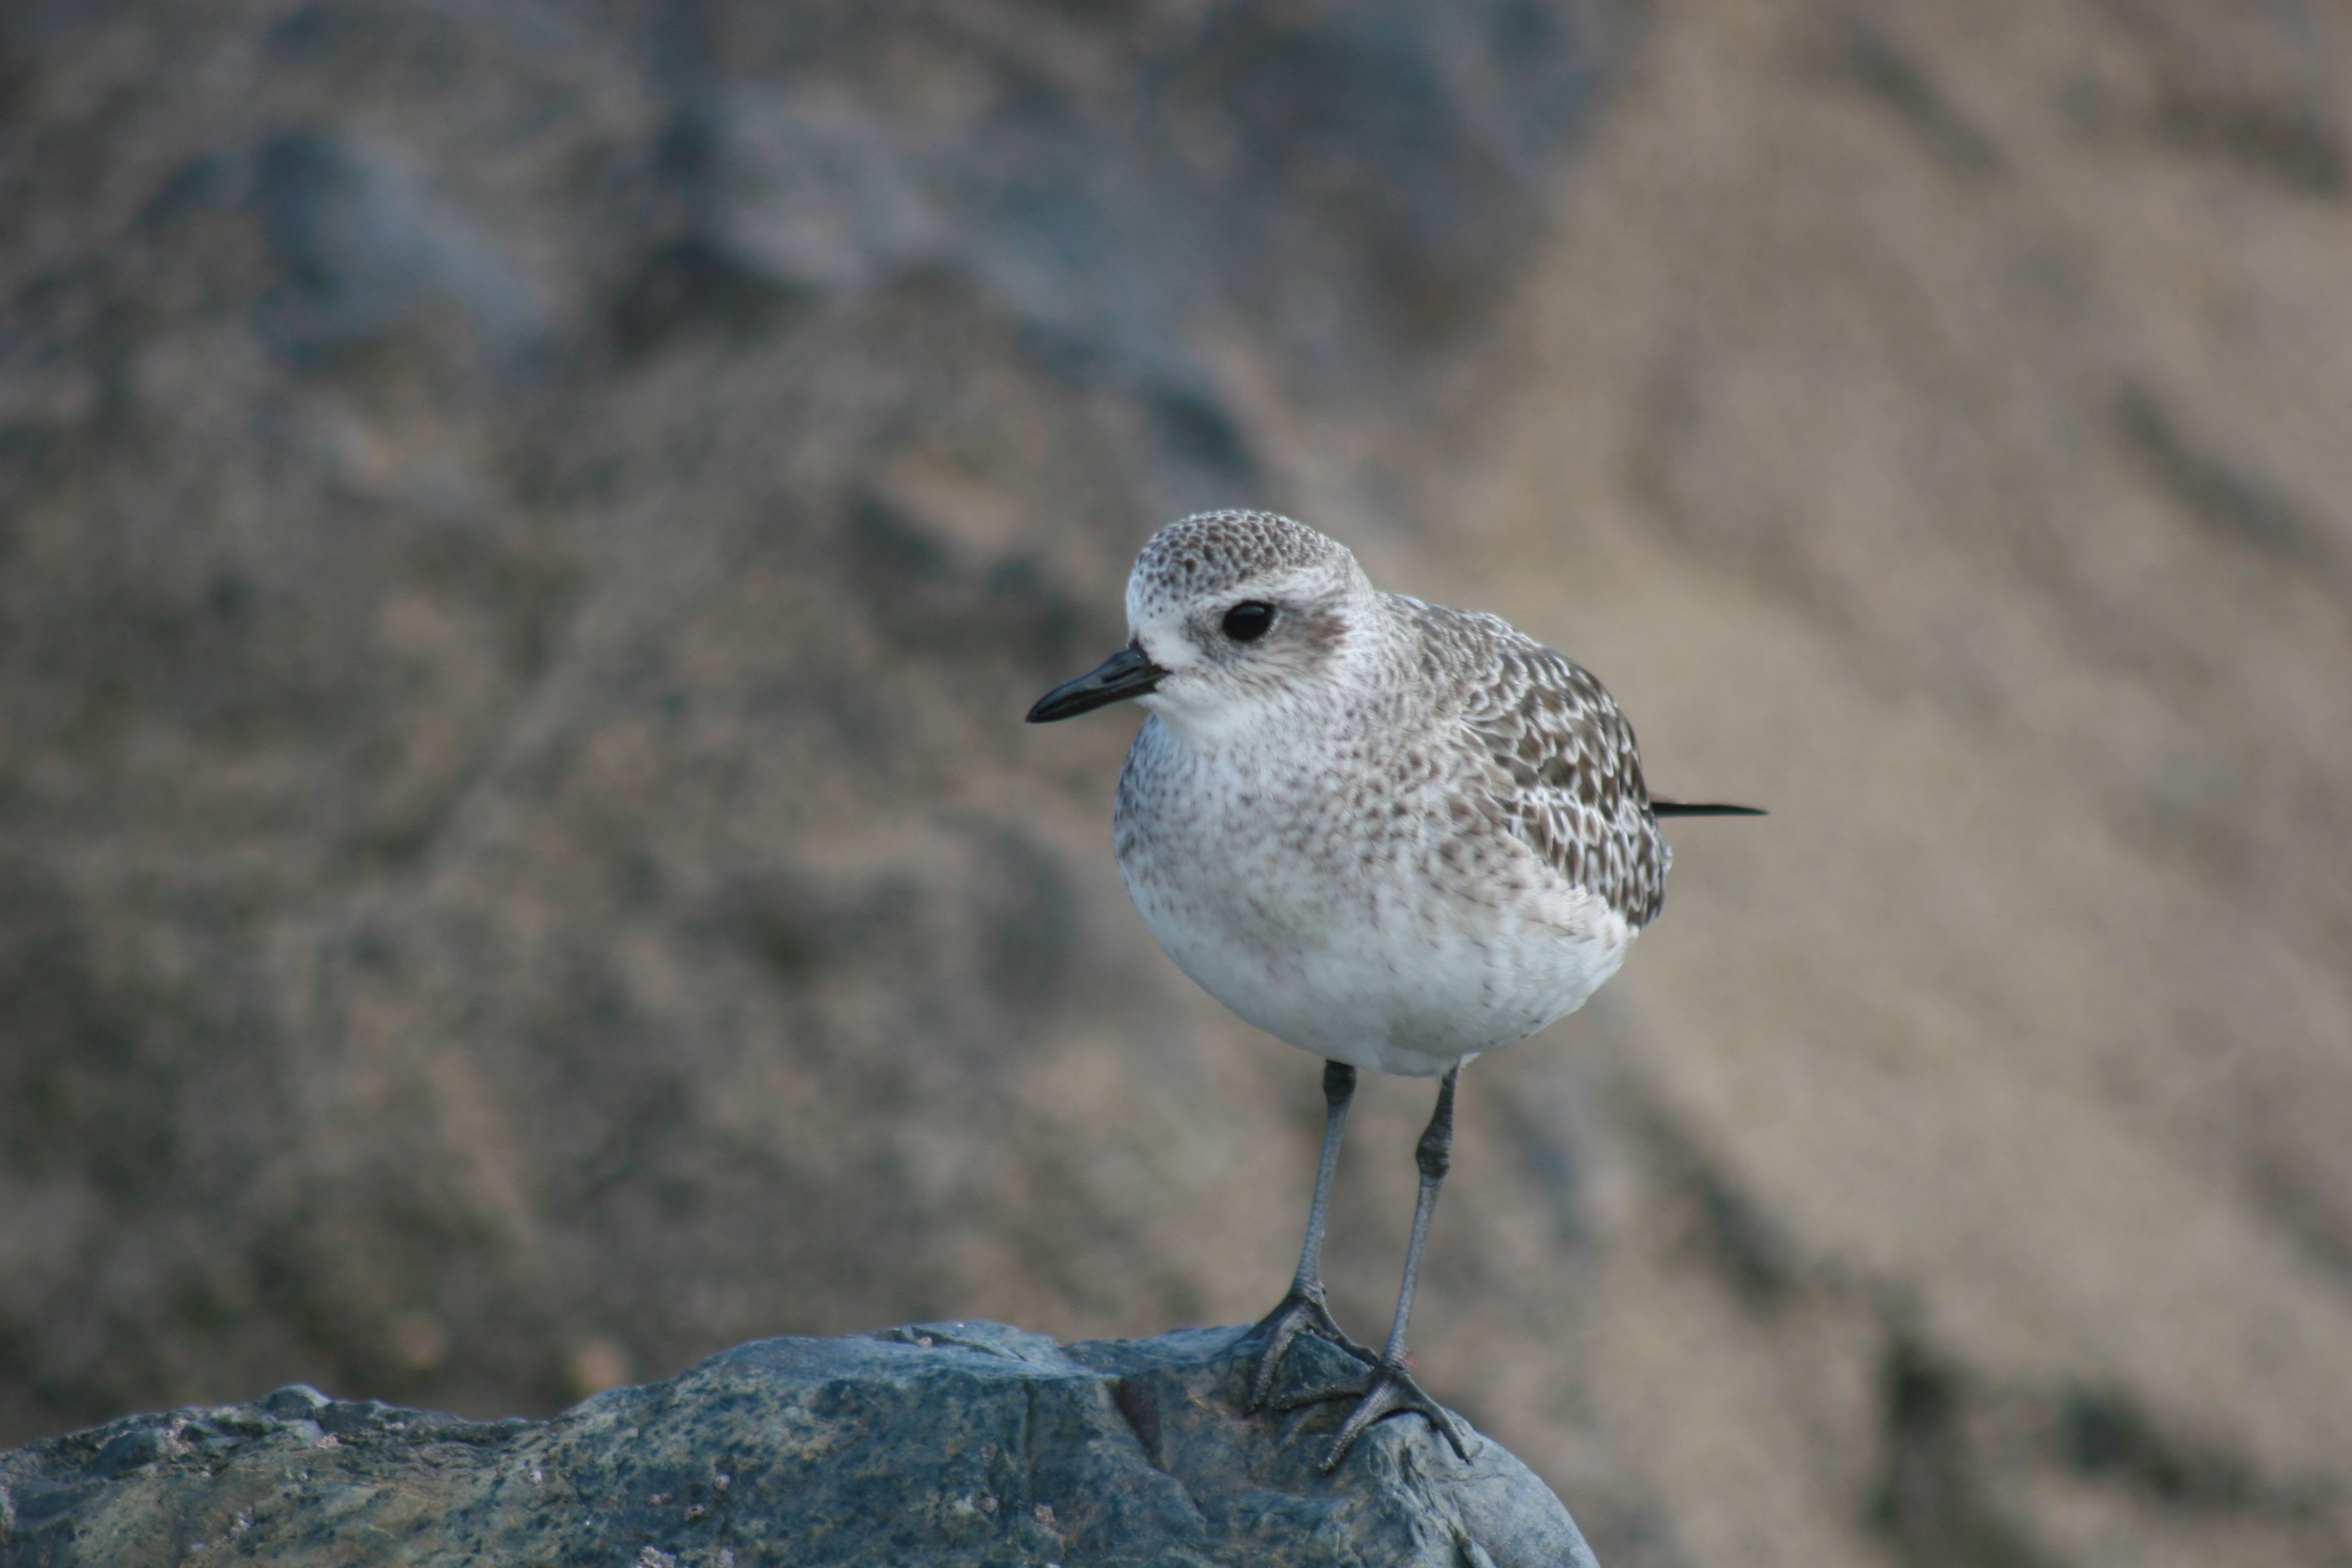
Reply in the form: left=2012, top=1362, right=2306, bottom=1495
left=0, top=1322, right=1597, bottom=1568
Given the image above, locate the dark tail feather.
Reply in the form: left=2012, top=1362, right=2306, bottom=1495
left=1650, top=800, right=1767, bottom=817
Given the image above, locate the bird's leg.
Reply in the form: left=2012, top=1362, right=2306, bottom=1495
left=1246, top=1061, right=1376, bottom=1409
left=1275, top=1065, right=1471, bottom=1470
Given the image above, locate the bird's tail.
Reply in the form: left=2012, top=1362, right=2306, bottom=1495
left=1649, top=801, right=1767, bottom=817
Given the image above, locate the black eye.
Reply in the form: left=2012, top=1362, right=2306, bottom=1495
left=1222, top=601, right=1275, bottom=641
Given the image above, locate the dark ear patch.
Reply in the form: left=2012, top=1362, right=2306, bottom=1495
left=1287, top=604, right=1346, bottom=657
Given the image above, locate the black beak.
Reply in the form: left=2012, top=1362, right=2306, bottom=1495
left=1026, top=642, right=1167, bottom=723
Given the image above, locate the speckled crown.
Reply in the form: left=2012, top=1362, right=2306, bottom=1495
left=1126, top=511, right=1359, bottom=624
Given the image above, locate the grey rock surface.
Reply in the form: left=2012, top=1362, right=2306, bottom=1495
left=0, top=1322, right=1596, bottom=1568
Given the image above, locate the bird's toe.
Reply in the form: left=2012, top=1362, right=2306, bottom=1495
left=1244, top=1287, right=1375, bottom=1411
left=1273, top=1359, right=1470, bottom=1471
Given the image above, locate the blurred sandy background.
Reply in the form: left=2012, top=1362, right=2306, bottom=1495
left=3, top=2, right=2349, bottom=1563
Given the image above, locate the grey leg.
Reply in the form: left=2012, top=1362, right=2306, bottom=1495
left=1245, top=1061, right=1376, bottom=1409
left=1276, top=1065, right=1471, bottom=1469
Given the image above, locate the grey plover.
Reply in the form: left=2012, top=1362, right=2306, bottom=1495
left=1028, top=510, right=1759, bottom=1469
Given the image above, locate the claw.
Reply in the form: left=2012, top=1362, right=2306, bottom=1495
left=1273, top=1359, right=1470, bottom=1470
left=1244, top=1286, right=1375, bottom=1411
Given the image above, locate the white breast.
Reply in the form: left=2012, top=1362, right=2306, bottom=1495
left=1112, top=713, right=1636, bottom=1078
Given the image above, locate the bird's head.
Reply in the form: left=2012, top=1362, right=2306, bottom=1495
left=1026, top=511, right=1376, bottom=740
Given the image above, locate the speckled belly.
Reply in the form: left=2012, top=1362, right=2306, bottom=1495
left=1114, top=748, right=1632, bottom=1077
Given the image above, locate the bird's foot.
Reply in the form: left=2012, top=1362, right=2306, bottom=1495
left=1244, top=1285, right=1375, bottom=1412
left=1273, top=1356, right=1471, bottom=1471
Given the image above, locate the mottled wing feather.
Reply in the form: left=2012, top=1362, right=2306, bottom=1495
left=1436, top=609, right=1670, bottom=928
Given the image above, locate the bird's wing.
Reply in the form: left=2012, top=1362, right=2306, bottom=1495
left=1446, top=618, right=1671, bottom=929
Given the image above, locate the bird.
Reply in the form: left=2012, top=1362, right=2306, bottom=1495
left=1026, top=509, right=1760, bottom=1469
